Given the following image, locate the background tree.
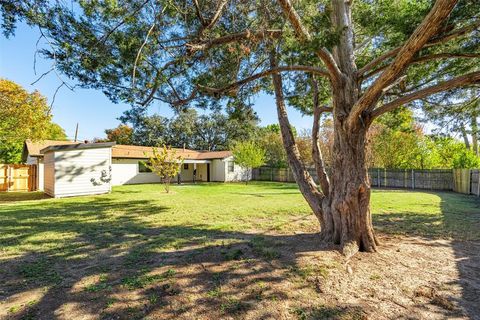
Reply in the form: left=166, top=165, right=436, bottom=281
left=257, top=127, right=288, bottom=168
left=232, top=141, right=266, bottom=184
left=0, top=78, right=67, bottom=163
left=104, top=124, right=134, bottom=145
left=3, top=0, right=479, bottom=254
left=145, top=146, right=183, bottom=193
left=119, top=107, right=259, bottom=150
left=423, top=88, right=480, bottom=155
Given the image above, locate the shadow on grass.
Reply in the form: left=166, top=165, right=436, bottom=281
left=0, top=194, right=365, bottom=320
left=0, top=192, right=50, bottom=203
left=1, top=185, right=479, bottom=319
left=373, top=190, right=480, bottom=318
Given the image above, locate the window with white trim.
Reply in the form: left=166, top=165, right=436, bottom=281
left=228, top=161, right=234, bottom=173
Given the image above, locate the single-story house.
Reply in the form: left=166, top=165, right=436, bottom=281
left=22, top=140, right=250, bottom=197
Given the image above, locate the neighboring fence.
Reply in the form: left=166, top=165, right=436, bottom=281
left=252, top=166, right=480, bottom=196
left=369, top=168, right=453, bottom=190
left=470, top=169, right=480, bottom=196
left=0, top=164, right=38, bottom=192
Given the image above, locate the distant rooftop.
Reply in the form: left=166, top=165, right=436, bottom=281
left=24, top=140, right=232, bottom=161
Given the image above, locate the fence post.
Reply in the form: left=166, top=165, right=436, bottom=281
left=411, top=169, right=415, bottom=189
left=270, top=168, right=273, bottom=181
left=470, top=170, right=473, bottom=195
left=384, top=168, right=387, bottom=188
left=377, top=168, right=381, bottom=187
left=7, top=165, right=11, bottom=192
left=404, top=169, right=407, bottom=188
left=477, top=170, right=480, bottom=196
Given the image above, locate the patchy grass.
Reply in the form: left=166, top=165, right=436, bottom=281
left=0, top=182, right=479, bottom=319
left=0, top=191, right=49, bottom=203
left=371, top=189, right=480, bottom=239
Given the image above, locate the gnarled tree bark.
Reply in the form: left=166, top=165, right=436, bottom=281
left=272, top=0, right=464, bottom=255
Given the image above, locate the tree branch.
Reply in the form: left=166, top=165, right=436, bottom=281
left=311, top=78, right=331, bottom=197
left=349, top=0, right=459, bottom=127
left=371, top=71, right=480, bottom=119
left=193, top=0, right=207, bottom=26
left=270, top=51, right=325, bottom=219
left=276, top=0, right=342, bottom=84
left=200, top=0, right=228, bottom=35
left=364, top=52, right=480, bottom=79
left=197, top=65, right=329, bottom=95
left=186, top=29, right=282, bottom=54
left=132, top=20, right=156, bottom=86
left=358, top=19, right=480, bottom=77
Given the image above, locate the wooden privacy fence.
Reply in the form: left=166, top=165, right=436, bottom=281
left=368, top=168, right=453, bottom=190
left=0, top=164, right=37, bottom=192
left=252, top=166, right=480, bottom=196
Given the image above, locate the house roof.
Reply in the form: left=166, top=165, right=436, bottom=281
left=41, top=142, right=116, bottom=154
left=22, top=139, right=80, bottom=161
left=112, top=144, right=232, bottom=160
left=23, top=139, right=232, bottom=161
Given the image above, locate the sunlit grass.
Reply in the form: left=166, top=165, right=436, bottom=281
left=1, top=182, right=479, bottom=262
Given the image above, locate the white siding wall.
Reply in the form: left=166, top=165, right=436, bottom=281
left=196, top=163, right=208, bottom=182
left=43, top=152, right=55, bottom=197
left=211, top=159, right=225, bottom=182
left=52, top=148, right=112, bottom=197
left=180, top=163, right=194, bottom=182
left=111, top=158, right=162, bottom=185
left=111, top=159, right=215, bottom=185
left=223, top=157, right=251, bottom=182
left=38, top=160, right=44, bottom=191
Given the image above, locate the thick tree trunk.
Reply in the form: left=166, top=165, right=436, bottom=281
left=321, top=121, right=378, bottom=254
left=271, top=53, right=377, bottom=254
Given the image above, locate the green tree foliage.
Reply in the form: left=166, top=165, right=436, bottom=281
left=119, top=106, right=258, bottom=150
left=370, top=110, right=480, bottom=169
left=104, top=124, right=134, bottom=145
left=423, top=88, right=480, bottom=155
left=255, top=124, right=303, bottom=168
left=145, top=146, right=183, bottom=193
left=0, top=78, right=67, bottom=163
left=232, top=141, right=266, bottom=183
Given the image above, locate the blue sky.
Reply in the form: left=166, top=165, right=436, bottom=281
left=0, top=23, right=313, bottom=141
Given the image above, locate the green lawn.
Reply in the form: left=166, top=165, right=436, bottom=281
left=1, top=182, right=479, bottom=319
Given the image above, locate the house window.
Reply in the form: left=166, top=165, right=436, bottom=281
left=228, top=161, right=234, bottom=173
left=139, top=161, right=152, bottom=173
left=183, top=163, right=189, bottom=170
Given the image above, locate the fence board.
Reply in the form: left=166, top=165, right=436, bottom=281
left=0, top=164, right=37, bottom=192
left=470, top=170, right=479, bottom=196
left=453, top=169, right=471, bottom=194
left=0, top=165, right=7, bottom=191
left=253, top=167, right=454, bottom=191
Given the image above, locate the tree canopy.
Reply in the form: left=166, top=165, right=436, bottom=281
left=0, top=78, right=67, bottom=163
left=116, top=106, right=258, bottom=150
left=1, top=0, right=478, bottom=113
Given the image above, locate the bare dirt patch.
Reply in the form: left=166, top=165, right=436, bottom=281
left=1, top=233, right=478, bottom=320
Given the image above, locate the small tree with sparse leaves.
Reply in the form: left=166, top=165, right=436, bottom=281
left=232, top=141, right=266, bottom=184
left=144, top=146, right=183, bottom=193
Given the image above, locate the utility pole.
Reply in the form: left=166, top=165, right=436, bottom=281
left=74, top=123, right=79, bottom=142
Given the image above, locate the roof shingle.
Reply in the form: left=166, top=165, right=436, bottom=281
left=24, top=140, right=232, bottom=160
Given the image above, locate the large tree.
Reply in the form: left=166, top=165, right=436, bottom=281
left=3, top=0, right=479, bottom=253
left=0, top=78, right=67, bottom=163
